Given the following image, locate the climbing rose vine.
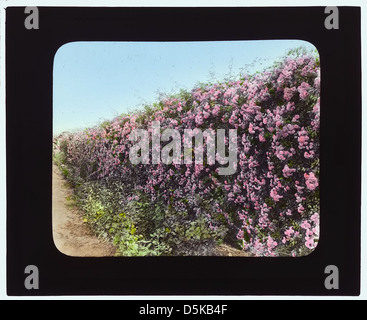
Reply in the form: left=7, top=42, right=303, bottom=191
left=55, top=54, right=320, bottom=257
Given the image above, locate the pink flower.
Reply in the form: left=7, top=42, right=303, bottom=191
left=314, top=72, right=321, bottom=89
left=277, top=73, right=285, bottom=84
left=311, top=213, right=319, bottom=223
left=305, top=237, right=315, bottom=249
left=301, top=220, right=311, bottom=230
left=297, top=205, right=305, bottom=213
left=304, top=151, right=314, bottom=159
left=298, top=135, right=309, bottom=145
left=304, top=172, right=319, bottom=191
left=297, top=82, right=311, bottom=100
left=313, top=100, right=320, bottom=113
left=270, top=188, right=283, bottom=202
left=267, top=235, right=278, bottom=249
left=298, top=128, right=309, bottom=149
left=283, top=87, right=296, bottom=101
left=212, top=105, right=221, bottom=117
left=282, top=164, right=296, bottom=178
left=195, top=115, right=203, bottom=125
left=259, top=133, right=266, bottom=142
left=203, top=111, right=210, bottom=119
left=284, top=227, right=295, bottom=237
left=237, top=230, right=244, bottom=240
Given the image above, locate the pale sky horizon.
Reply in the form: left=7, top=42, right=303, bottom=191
left=53, top=40, right=317, bottom=135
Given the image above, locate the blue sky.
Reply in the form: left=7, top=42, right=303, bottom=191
left=53, top=40, right=317, bottom=135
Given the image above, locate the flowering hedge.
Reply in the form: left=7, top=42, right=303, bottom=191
left=54, top=53, right=320, bottom=257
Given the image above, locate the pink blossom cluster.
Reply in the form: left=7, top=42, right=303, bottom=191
left=56, top=54, right=320, bottom=257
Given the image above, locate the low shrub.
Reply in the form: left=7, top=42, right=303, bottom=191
left=54, top=50, right=320, bottom=257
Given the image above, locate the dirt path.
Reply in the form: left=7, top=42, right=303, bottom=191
left=52, top=165, right=116, bottom=257
left=215, top=244, right=251, bottom=257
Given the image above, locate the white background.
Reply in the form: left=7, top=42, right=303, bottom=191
left=0, top=0, right=366, bottom=300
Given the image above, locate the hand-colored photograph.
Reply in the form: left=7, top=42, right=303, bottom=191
left=52, top=40, right=320, bottom=257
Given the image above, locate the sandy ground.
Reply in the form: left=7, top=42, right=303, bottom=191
left=52, top=165, right=116, bottom=257
left=215, top=244, right=251, bottom=257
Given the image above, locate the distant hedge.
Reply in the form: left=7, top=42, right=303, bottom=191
left=54, top=53, right=320, bottom=257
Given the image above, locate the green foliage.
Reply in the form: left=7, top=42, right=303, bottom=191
left=78, top=186, right=171, bottom=256
left=66, top=179, right=225, bottom=256
left=99, top=120, right=111, bottom=129
left=123, top=192, right=225, bottom=256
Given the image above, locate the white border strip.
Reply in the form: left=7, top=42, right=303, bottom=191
left=0, top=0, right=7, bottom=300
left=361, top=0, right=366, bottom=302
left=0, top=0, right=365, bottom=7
